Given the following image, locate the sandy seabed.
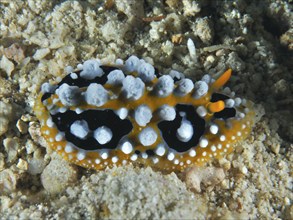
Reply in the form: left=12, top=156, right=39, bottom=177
left=0, top=0, right=292, bottom=219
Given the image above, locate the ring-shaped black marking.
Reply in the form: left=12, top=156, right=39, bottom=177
left=51, top=109, right=133, bottom=151
left=158, top=104, right=205, bottom=153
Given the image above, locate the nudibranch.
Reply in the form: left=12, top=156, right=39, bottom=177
left=34, top=56, right=255, bottom=172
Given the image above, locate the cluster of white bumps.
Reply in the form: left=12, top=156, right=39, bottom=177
left=69, top=120, right=113, bottom=145
left=49, top=56, right=215, bottom=111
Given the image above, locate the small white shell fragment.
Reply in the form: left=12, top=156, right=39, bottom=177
left=187, top=38, right=197, bottom=61
left=0, top=55, right=14, bottom=76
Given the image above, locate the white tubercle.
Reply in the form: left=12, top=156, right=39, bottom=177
left=41, top=82, right=57, bottom=94
left=199, top=138, right=208, bottom=148
left=122, top=75, right=145, bottom=100
left=65, top=143, right=74, bottom=153
left=176, top=118, right=194, bottom=142
left=120, top=140, right=133, bottom=154
left=220, top=135, right=226, bottom=141
left=175, top=78, right=194, bottom=96
left=80, top=59, right=103, bottom=80
left=115, top=108, right=128, bottom=120
left=46, top=117, right=54, bottom=128
left=138, top=127, right=158, bottom=146
left=115, top=58, right=124, bottom=65
left=112, top=156, right=118, bottom=163
left=223, top=87, right=231, bottom=94
left=196, top=106, right=207, bottom=118
left=234, top=97, right=242, bottom=106
left=137, top=60, right=155, bottom=82
left=193, top=81, right=208, bottom=99
left=225, top=99, right=235, bottom=108
left=55, top=133, right=63, bottom=141
left=155, top=144, right=166, bottom=156
left=56, top=83, right=82, bottom=106
left=70, top=72, right=78, bottom=79
left=100, top=152, right=109, bottom=159
left=209, top=124, right=219, bottom=134
left=70, top=120, right=90, bottom=139
left=124, top=55, right=140, bottom=72
left=77, top=151, right=86, bottom=160
left=167, top=152, right=175, bottom=161
left=107, top=69, right=125, bottom=85
left=134, top=105, right=152, bottom=126
left=201, top=74, right=212, bottom=84
left=94, top=126, right=113, bottom=145
left=65, top=66, right=74, bottom=74
left=130, top=154, right=138, bottom=161
left=85, top=83, right=108, bottom=107
left=169, top=70, right=185, bottom=81
left=189, top=149, right=196, bottom=157
left=154, top=75, right=174, bottom=97
left=158, top=105, right=176, bottom=121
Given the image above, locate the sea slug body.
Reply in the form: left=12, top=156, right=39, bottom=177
left=34, top=56, right=255, bottom=172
